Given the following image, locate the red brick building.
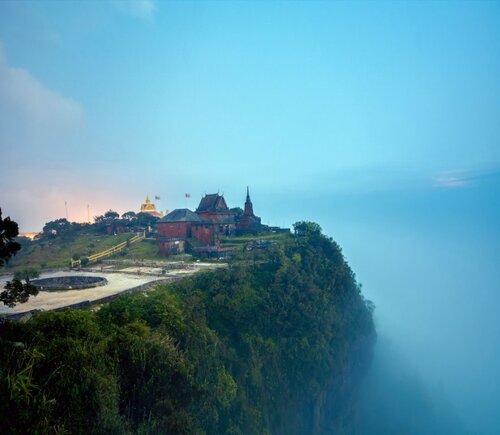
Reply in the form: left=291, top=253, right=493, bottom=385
left=156, top=189, right=265, bottom=257
left=191, top=222, right=215, bottom=246
left=195, top=194, right=237, bottom=236
left=157, top=209, right=207, bottom=256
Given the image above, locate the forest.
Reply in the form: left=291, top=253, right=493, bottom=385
left=0, top=222, right=375, bottom=434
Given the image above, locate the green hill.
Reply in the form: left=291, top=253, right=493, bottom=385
left=0, top=222, right=375, bottom=434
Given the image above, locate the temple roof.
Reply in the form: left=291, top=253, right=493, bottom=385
left=196, top=194, right=229, bottom=213
left=140, top=195, right=157, bottom=212
left=159, top=208, right=203, bottom=223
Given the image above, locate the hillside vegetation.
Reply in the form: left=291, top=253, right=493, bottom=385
left=5, top=232, right=133, bottom=272
left=0, top=222, right=375, bottom=434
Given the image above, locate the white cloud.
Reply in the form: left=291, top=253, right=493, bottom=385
left=433, top=170, right=470, bottom=188
left=432, top=168, right=500, bottom=189
left=0, top=47, right=83, bottom=132
left=114, top=0, right=157, bottom=20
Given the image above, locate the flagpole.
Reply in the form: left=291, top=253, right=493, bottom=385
left=154, top=195, right=161, bottom=214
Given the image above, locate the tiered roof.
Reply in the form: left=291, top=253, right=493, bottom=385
left=196, top=194, right=229, bottom=213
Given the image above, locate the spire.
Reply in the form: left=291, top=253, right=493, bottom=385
left=141, top=195, right=157, bottom=213
left=244, top=186, right=254, bottom=216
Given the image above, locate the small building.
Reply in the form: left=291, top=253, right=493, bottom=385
left=105, top=222, right=128, bottom=235
left=158, top=209, right=202, bottom=238
left=157, top=208, right=207, bottom=256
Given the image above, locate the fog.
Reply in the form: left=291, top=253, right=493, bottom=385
left=261, top=179, right=500, bottom=434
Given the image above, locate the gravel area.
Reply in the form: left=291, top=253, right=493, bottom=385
left=0, top=270, right=163, bottom=314
left=0, top=262, right=227, bottom=315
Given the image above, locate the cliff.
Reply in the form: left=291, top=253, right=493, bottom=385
left=0, top=221, right=375, bottom=434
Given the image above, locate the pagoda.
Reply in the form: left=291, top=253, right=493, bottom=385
left=140, top=195, right=163, bottom=218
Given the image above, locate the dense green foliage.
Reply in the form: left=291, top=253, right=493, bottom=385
left=0, top=278, right=39, bottom=308
left=0, top=222, right=375, bottom=434
left=0, top=212, right=39, bottom=307
left=0, top=208, right=21, bottom=267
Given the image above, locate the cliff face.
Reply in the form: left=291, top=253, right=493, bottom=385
left=0, top=222, right=375, bottom=434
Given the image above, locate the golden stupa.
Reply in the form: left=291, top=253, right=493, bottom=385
left=140, top=195, right=163, bottom=218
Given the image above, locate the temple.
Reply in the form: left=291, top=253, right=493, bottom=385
left=139, top=195, right=163, bottom=218
left=157, top=187, right=265, bottom=257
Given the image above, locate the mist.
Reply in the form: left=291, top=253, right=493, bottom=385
left=258, top=177, right=500, bottom=434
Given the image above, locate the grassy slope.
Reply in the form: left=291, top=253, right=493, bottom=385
left=6, top=233, right=133, bottom=272
left=122, top=239, right=162, bottom=260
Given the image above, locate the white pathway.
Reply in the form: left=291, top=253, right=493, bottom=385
left=0, top=270, right=164, bottom=315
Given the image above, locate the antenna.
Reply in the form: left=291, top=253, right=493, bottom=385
left=87, top=204, right=90, bottom=223
left=65, top=201, right=69, bottom=220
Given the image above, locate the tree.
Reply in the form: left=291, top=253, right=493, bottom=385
left=0, top=208, right=21, bottom=267
left=136, top=212, right=159, bottom=228
left=104, top=210, right=119, bottom=220
left=230, top=207, right=244, bottom=217
left=1, top=265, right=40, bottom=308
left=122, top=211, right=137, bottom=221
left=0, top=278, right=39, bottom=307
left=0, top=209, right=39, bottom=307
left=42, top=218, right=72, bottom=238
left=94, top=210, right=119, bottom=225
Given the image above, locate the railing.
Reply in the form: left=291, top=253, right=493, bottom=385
left=71, top=231, right=146, bottom=268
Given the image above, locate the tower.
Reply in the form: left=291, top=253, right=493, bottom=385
left=244, top=186, right=254, bottom=216
left=237, top=186, right=261, bottom=234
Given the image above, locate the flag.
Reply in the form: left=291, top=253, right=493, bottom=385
left=155, top=195, right=160, bottom=200
left=185, top=193, right=191, bottom=198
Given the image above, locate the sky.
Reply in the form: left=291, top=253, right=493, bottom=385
left=0, top=0, right=498, bottom=231
left=1, top=1, right=500, bottom=432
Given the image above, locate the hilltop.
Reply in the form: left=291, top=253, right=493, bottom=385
left=0, top=221, right=375, bottom=434
left=5, top=212, right=288, bottom=273
left=5, top=189, right=290, bottom=274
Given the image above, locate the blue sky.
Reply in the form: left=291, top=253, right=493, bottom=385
left=0, top=0, right=499, bottom=230
left=1, top=2, right=500, bottom=430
